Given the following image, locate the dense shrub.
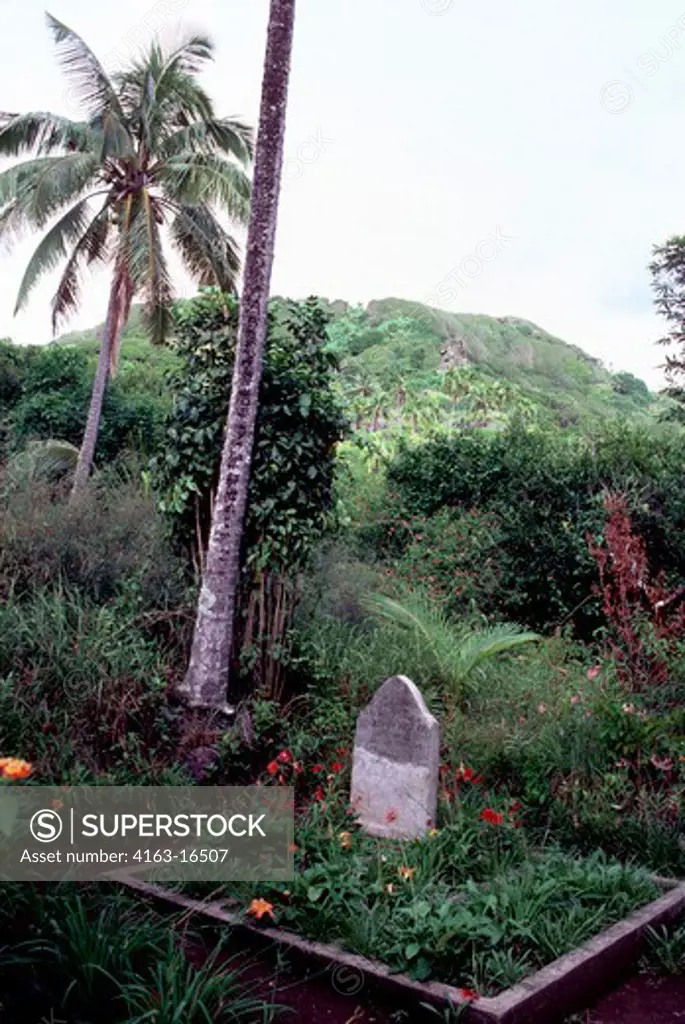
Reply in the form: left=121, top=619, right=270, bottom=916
left=0, top=337, right=26, bottom=410
left=0, top=474, right=187, bottom=607
left=8, top=343, right=167, bottom=462
left=387, top=422, right=685, bottom=636
left=155, top=290, right=348, bottom=573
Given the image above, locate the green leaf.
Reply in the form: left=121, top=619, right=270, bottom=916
left=299, top=393, right=312, bottom=417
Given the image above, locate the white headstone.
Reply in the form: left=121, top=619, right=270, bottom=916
left=350, top=675, right=440, bottom=840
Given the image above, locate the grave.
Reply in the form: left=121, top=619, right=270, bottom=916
left=350, top=674, right=440, bottom=840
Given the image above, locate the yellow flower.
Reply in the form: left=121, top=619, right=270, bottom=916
left=428, top=828, right=439, bottom=838
left=338, top=831, right=352, bottom=848
left=247, top=898, right=275, bottom=921
left=398, top=866, right=416, bottom=882
left=0, top=758, right=32, bottom=780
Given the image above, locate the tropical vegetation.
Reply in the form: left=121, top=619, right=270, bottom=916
left=3, top=6, right=685, bottom=1023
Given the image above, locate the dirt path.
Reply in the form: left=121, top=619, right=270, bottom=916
left=580, top=973, right=685, bottom=1024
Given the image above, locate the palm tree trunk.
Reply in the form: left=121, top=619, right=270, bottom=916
left=69, top=278, right=118, bottom=500
left=179, top=0, right=297, bottom=710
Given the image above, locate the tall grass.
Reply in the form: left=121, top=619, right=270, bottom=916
left=0, top=885, right=281, bottom=1022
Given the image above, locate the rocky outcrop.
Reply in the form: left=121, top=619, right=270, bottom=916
left=439, top=334, right=469, bottom=372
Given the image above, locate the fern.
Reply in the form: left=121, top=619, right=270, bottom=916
left=363, top=590, right=539, bottom=698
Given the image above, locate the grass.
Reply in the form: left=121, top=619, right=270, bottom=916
left=0, top=884, right=282, bottom=1022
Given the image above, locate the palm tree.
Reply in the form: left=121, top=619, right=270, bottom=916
left=180, top=0, right=297, bottom=711
left=0, top=13, right=253, bottom=497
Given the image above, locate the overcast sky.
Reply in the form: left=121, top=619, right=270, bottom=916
left=0, top=0, right=683, bottom=387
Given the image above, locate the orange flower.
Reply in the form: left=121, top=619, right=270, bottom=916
left=339, top=831, right=352, bottom=848
left=247, top=898, right=275, bottom=921
left=1, top=758, right=32, bottom=780
left=398, top=866, right=416, bottom=881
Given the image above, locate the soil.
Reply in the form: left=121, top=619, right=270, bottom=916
left=581, top=973, right=685, bottom=1024
left=187, top=935, right=423, bottom=1023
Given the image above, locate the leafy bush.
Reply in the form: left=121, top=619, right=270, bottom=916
left=387, top=422, right=685, bottom=636
left=0, top=337, right=26, bottom=410
left=8, top=342, right=167, bottom=462
left=155, top=290, right=348, bottom=573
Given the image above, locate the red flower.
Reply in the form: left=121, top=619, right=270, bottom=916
left=473, top=775, right=484, bottom=784
left=385, top=808, right=399, bottom=823
left=509, top=801, right=522, bottom=813
left=313, top=786, right=325, bottom=802
left=335, top=747, right=348, bottom=756
left=293, top=761, right=303, bottom=773
left=456, top=764, right=474, bottom=782
left=277, top=750, right=292, bottom=764
left=266, top=761, right=279, bottom=776
left=311, top=763, right=324, bottom=773
left=480, top=808, right=505, bottom=825
left=331, top=762, right=344, bottom=773
left=459, top=987, right=480, bottom=1001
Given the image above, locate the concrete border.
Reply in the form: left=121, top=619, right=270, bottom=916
left=119, top=875, right=685, bottom=1023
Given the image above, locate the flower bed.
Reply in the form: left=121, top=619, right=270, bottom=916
left=174, top=758, right=665, bottom=1001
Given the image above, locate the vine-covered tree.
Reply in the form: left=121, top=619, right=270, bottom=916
left=0, top=13, right=253, bottom=496
left=650, top=235, right=685, bottom=404
left=181, top=0, right=296, bottom=711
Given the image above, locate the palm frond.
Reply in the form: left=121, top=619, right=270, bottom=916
left=115, top=58, right=216, bottom=150
left=451, top=625, right=541, bottom=681
left=45, top=13, right=127, bottom=125
left=159, top=154, right=251, bottom=222
left=0, top=111, right=92, bottom=156
left=51, top=202, right=112, bottom=331
left=156, top=32, right=214, bottom=78
left=160, top=118, right=254, bottom=163
left=14, top=197, right=94, bottom=313
left=0, top=153, right=100, bottom=238
left=108, top=260, right=134, bottom=374
left=4, top=439, right=80, bottom=489
left=125, top=190, right=174, bottom=345
left=170, top=203, right=240, bottom=292
left=364, top=591, right=540, bottom=698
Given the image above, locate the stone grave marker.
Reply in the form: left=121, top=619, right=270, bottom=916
left=350, top=675, right=440, bottom=840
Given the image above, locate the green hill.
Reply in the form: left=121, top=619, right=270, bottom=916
left=323, top=298, right=659, bottom=427
left=53, top=296, right=662, bottom=429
